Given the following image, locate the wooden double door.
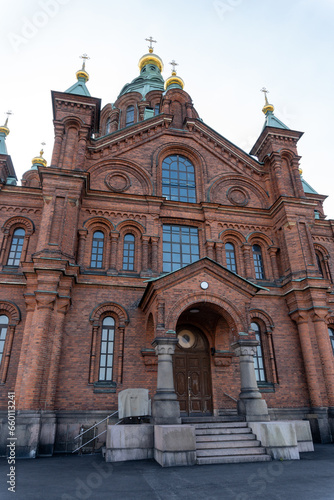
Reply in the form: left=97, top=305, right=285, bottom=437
left=174, top=326, right=213, bottom=416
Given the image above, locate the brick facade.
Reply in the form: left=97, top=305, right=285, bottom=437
left=1, top=50, right=334, bottom=456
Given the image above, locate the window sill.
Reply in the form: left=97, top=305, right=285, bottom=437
left=93, top=381, right=117, bottom=394
left=258, top=382, right=275, bottom=393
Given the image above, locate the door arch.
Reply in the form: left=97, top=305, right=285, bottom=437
left=173, top=325, right=213, bottom=416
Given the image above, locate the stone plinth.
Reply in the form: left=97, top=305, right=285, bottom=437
left=154, top=425, right=196, bottom=467
left=249, top=421, right=302, bottom=460
left=105, top=424, right=153, bottom=462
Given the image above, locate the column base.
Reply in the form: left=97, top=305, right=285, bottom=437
left=151, top=397, right=181, bottom=425
left=238, top=398, right=270, bottom=422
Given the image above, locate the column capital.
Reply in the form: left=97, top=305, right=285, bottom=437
left=152, top=336, right=178, bottom=355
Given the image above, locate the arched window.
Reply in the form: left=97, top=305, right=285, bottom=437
left=122, top=234, right=135, bottom=271
left=316, top=252, right=324, bottom=277
left=252, top=244, right=265, bottom=279
left=154, top=104, right=160, bottom=116
left=329, top=327, right=334, bottom=355
left=251, top=322, right=267, bottom=382
left=106, top=117, right=111, bottom=134
left=225, top=242, right=237, bottom=273
left=7, top=228, right=25, bottom=266
left=162, top=155, right=196, bottom=203
left=0, top=315, right=9, bottom=366
left=125, top=105, right=134, bottom=127
left=99, top=317, right=115, bottom=381
left=90, top=231, right=104, bottom=268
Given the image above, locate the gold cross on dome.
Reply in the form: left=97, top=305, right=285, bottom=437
left=261, top=87, right=269, bottom=104
left=80, top=53, right=90, bottom=70
left=169, top=60, right=178, bottom=75
left=145, top=36, right=157, bottom=53
left=4, top=110, right=13, bottom=127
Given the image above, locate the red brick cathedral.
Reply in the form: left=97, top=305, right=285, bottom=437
left=0, top=42, right=334, bottom=458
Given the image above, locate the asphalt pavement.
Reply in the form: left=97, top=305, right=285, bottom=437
left=1, top=444, right=334, bottom=500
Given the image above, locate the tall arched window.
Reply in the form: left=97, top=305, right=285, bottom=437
left=162, top=155, right=196, bottom=203
left=106, top=117, right=111, bottom=134
left=252, top=244, right=265, bottom=279
left=122, top=234, right=135, bottom=271
left=99, top=317, right=115, bottom=381
left=0, top=315, right=9, bottom=366
left=251, top=322, right=267, bottom=382
left=154, top=104, right=160, bottom=115
left=329, top=327, right=334, bottom=355
left=125, top=105, right=134, bottom=127
left=90, top=231, right=104, bottom=268
left=7, top=228, right=25, bottom=266
left=225, top=242, right=237, bottom=273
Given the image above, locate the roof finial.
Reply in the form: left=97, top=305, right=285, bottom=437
left=4, top=110, right=13, bottom=129
left=32, top=142, right=47, bottom=168
left=145, top=36, right=157, bottom=54
left=260, top=87, right=274, bottom=114
left=169, top=60, right=179, bottom=76
left=80, top=53, right=90, bottom=71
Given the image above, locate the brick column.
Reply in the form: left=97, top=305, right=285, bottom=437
left=268, top=246, right=280, bottom=281
left=0, top=324, right=15, bottom=383
left=312, top=310, right=334, bottom=407
left=206, top=241, right=215, bottom=260
left=108, top=232, right=119, bottom=274
left=16, top=292, right=56, bottom=409
left=0, top=229, right=9, bottom=265
left=44, top=298, right=70, bottom=409
left=291, top=311, right=323, bottom=408
left=151, top=236, right=159, bottom=273
left=242, top=243, right=253, bottom=280
left=215, top=241, right=223, bottom=265
left=266, top=327, right=278, bottom=384
left=142, top=235, right=150, bottom=272
left=89, top=322, right=99, bottom=383
left=77, top=229, right=87, bottom=266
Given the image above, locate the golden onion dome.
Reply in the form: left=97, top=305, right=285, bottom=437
left=32, top=149, right=47, bottom=167
left=138, top=49, right=164, bottom=73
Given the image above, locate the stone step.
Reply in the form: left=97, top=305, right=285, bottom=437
left=196, top=446, right=267, bottom=457
left=196, top=434, right=256, bottom=442
left=195, top=427, right=252, bottom=435
left=197, top=454, right=271, bottom=465
left=182, top=416, right=243, bottom=424
left=196, top=439, right=261, bottom=450
left=195, top=422, right=248, bottom=429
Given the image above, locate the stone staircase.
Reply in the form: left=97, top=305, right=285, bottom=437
left=188, top=420, right=272, bottom=465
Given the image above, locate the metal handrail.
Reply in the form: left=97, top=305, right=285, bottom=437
left=72, top=430, right=107, bottom=454
left=74, top=410, right=118, bottom=440
left=223, top=392, right=238, bottom=403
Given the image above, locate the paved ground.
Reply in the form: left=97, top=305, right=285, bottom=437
left=1, top=445, right=334, bottom=500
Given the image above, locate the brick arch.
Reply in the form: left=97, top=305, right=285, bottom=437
left=116, top=219, right=146, bottom=235
left=2, top=216, right=35, bottom=235
left=62, top=116, right=83, bottom=131
left=314, top=243, right=329, bottom=257
left=83, top=217, right=115, bottom=232
left=88, top=159, right=153, bottom=196
left=89, top=302, right=129, bottom=327
left=246, top=231, right=274, bottom=246
left=0, top=300, right=21, bottom=324
left=165, top=291, right=246, bottom=333
left=208, top=175, right=269, bottom=208
left=218, top=229, right=246, bottom=245
left=249, top=309, right=275, bottom=331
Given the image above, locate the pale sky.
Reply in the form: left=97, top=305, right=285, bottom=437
left=1, top=0, right=334, bottom=218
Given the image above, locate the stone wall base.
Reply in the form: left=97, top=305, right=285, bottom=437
left=105, top=424, right=154, bottom=462
left=249, top=420, right=314, bottom=460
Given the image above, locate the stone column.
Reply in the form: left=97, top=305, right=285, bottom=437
left=232, top=336, right=270, bottom=422
left=151, top=334, right=181, bottom=425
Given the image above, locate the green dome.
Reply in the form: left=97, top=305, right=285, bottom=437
left=118, top=53, right=164, bottom=99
